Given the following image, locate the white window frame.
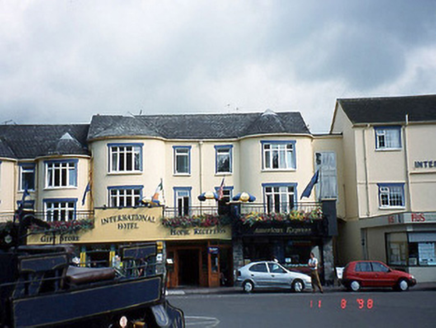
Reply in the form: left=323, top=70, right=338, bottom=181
left=215, top=145, right=233, bottom=174
left=45, top=160, right=77, bottom=188
left=108, top=143, right=143, bottom=173
left=44, top=199, right=76, bottom=222
left=262, top=141, right=296, bottom=170
left=108, top=186, right=142, bottom=207
left=174, top=146, right=191, bottom=175
left=263, top=183, right=296, bottom=213
left=174, top=187, right=191, bottom=216
left=375, top=126, right=401, bottom=150
left=19, top=163, right=35, bottom=191
left=378, top=183, right=405, bottom=208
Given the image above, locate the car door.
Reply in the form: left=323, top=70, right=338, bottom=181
left=354, top=262, right=374, bottom=287
left=371, top=261, right=394, bottom=287
left=267, top=262, right=290, bottom=288
left=248, top=263, right=270, bottom=287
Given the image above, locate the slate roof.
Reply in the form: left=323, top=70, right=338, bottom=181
left=88, top=111, right=310, bottom=140
left=338, top=94, right=436, bottom=125
left=0, top=125, right=90, bottom=159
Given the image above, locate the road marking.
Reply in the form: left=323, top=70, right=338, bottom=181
left=185, top=316, right=220, bottom=327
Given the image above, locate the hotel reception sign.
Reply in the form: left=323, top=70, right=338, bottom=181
left=27, top=207, right=231, bottom=245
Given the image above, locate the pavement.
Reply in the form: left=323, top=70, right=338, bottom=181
left=167, top=282, right=436, bottom=296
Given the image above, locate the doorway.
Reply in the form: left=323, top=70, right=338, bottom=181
left=178, top=249, right=200, bottom=286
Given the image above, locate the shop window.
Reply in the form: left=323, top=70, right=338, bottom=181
left=262, top=141, right=296, bottom=170
left=386, top=233, right=408, bottom=266
left=108, top=186, right=142, bottom=207
left=45, top=160, right=77, bottom=188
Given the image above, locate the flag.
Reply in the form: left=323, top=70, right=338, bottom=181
left=152, top=179, right=163, bottom=205
left=300, top=170, right=319, bottom=199
left=21, top=182, right=30, bottom=203
left=217, top=178, right=225, bottom=200
left=81, top=182, right=91, bottom=206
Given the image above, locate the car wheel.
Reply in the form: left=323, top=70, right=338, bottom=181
left=397, top=279, right=409, bottom=291
left=349, top=280, right=361, bottom=292
left=243, top=281, right=254, bottom=293
left=292, top=280, right=304, bottom=293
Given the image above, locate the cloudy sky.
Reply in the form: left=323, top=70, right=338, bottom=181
left=1, top=0, right=435, bottom=133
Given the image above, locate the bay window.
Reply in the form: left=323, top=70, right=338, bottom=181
left=262, top=141, right=296, bottom=170
left=108, top=143, right=142, bottom=173
left=45, top=160, right=77, bottom=188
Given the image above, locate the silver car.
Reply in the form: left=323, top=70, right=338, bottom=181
left=235, top=261, right=312, bottom=293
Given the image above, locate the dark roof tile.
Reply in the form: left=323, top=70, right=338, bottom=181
left=338, top=94, right=436, bottom=125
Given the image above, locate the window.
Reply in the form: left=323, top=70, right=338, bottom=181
left=19, top=163, right=35, bottom=191
left=44, top=199, right=76, bottom=222
left=108, top=186, right=142, bottom=207
left=109, top=143, right=142, bottom=173
left=355, top=262, right=371, bottom=272
left=378, top=184, right=404, bottom=208
left=263, top=183, right=296, bottom=213
left=268, top=263, right=286, bottom=274
left=375, top=126, right=401, bottom=150
left=174, top=187, right=191, bottom=216
left=408, top=233, right=436, bottom=266
left=215, top=145, right=232, bottom=173
left=371, top=262, right=389, bottom=273
left=174, top=146, right=191, bottom=174
left=387, top=233, right=408, bottom=265
left=45, top=160, right=77, bottom=188
left=249, top=263, right=268, bottom=273
left=315, top=152, right=337, bottom=199
left=262, top=141, right=296, bottom=170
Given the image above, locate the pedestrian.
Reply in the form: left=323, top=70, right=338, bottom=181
left=308, top=252, right=323, bottom=293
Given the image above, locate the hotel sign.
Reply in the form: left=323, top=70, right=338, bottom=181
left=414, top=160, right=436, bottom=169
left=27, top=207, right=231, bottom=245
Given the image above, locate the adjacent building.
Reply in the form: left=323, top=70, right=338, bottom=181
left=331, top=94, right=436, bottom=282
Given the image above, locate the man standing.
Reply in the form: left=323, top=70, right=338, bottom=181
left=308, top=252, right=323, bottom=293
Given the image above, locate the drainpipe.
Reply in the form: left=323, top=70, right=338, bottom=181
left=362, top=125, right=370, bottom=217
left=199, top=140, right=203, bottom=214
left=403, top=115, right=412, bottom=211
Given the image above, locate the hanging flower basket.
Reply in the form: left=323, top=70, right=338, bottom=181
left=240, top=208, right=322, bottom=227
left=29, top=218, right=95, bottom=234
left=161, top=214, right=231, bottom=229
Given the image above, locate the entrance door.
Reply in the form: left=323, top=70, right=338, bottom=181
left=178, top=249, right=200, bottom=286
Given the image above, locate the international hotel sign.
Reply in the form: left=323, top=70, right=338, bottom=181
left=27, top=207, right=231, bottom=245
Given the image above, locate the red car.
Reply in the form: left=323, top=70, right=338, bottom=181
left=342, top=260, right=416, bottom=291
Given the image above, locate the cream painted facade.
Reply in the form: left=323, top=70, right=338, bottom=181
left=331, top=98, right=436, bottom=283
left=88, top=134, right=319, bottom=210
left=0, top=159, right=16, bottom=221
left=0, top=155, right=91, bottom=223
